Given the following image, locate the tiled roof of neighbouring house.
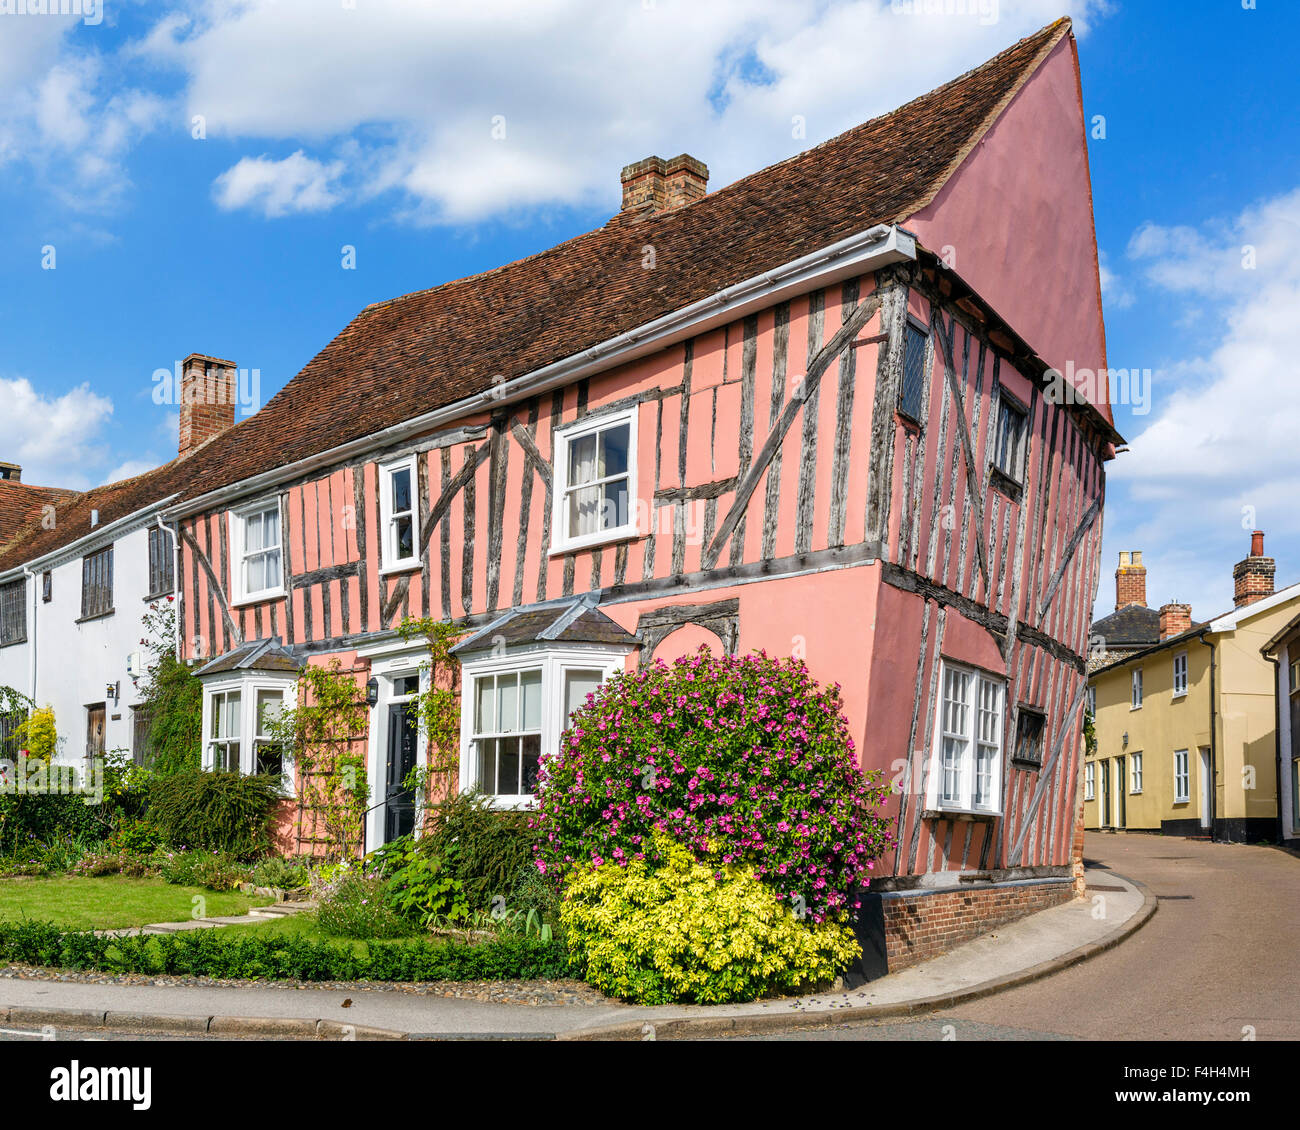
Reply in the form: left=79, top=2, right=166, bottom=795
left=1089, top=604, right=1163, bottom=650
left=0, top=18, right=1082, bottom=576
left=0, top=479, right=75, bottom=552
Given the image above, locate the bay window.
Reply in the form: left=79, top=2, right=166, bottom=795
left=201, top=678, right=293, bottom=785
left=459, top=645, right=627, bottom=807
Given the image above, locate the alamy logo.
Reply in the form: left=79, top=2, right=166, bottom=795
left=0, top=0, right=101, bottom=25
left=49, top=1061, right=151, bottom=1110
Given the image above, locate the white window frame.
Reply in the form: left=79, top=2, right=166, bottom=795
left=379, top=455, right=420, bottom=575
left=200, top=674, right=296, bottom=790
left=230, top=498, right=285, bottom=605
left=1130, top=751, right=1143, bottom=794
left=1172, top=651, right=1188, bottom=697
left=1084, top=760, right=1095, bottom=801
left=926, top=660, right=1006, bottom=816
left=458, top=643, right=628, bottom=809
left=1173, top=748, right=1190, bottom=804
left=550, top=406, right=639, bottom=555
left=1130, top=668, right=1143, bottom=710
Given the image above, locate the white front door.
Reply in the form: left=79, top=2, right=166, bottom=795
left=1199, top=748, right=1212, bottom=830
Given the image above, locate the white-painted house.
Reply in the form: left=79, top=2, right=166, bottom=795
left=0, top=354, right=238, bottom=766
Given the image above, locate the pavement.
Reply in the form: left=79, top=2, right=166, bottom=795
left=0, top=856, right=1154, bottom=1040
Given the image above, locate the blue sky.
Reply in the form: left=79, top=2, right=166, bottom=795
left=1, top=0, right=1297, bottom=622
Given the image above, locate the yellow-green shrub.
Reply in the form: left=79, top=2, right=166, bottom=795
left=560, top=837, right=860, bottom=1004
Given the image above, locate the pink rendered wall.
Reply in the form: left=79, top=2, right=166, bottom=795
left=907, top=37, right=1109, bottom=423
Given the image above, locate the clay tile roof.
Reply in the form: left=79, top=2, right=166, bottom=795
left=453, top=600, right=639, bottom=653
left=0, top=18, right=1074, bottom=576
left=0, top=480, right=76, bottom=551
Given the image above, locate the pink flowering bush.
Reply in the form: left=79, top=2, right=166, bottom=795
left=533, top=649, right=893, bottom=923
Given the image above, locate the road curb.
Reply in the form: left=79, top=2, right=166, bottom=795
left=0, top=1005, right=405, bottom=1041
left=557, top=872, right=1159, bottom=1041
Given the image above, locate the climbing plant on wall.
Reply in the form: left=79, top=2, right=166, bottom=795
left=136, top=601, right=203, bottom=775
left=395, top=616, right=464, bottom=817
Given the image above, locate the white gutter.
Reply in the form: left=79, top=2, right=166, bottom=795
left=165, top=224, right=915, bottom=521
left=0, top=492, right=183, bottom=585
left=21, top=565, right=36, bottom=704
left=157, top=513, right=182, bottom=662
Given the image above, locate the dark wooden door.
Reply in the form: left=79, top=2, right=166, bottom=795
left=1114, top=755, right=1126, bottom=828
left=383, top=703, right=418, bottom=843
left=1100, top=760, right=1111, bottom=829
left=86, top=704, right=106, bottom=761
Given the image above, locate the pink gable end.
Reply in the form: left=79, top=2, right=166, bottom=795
left=907, top=36, right=1109, bottom=423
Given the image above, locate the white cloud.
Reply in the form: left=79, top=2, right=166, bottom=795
left=131, top=0, right=1108, bottom=224
left=1098, top=250, right=1134, bottom=311
left=0, top=377, right=114, bottom=490
left=1101, top=187, right=1300, bottom=616
left=213, top=151, right=344, bottom=217
left=102, top=458, right=160, bottom=485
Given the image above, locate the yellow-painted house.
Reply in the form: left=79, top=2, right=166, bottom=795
left=1085, top=533, right=1292, bottom=842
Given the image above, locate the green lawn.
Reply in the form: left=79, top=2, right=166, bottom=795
left=0, top=876, right=273, bottom=930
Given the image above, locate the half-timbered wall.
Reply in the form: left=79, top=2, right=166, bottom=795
left=177, top=260, right=1106, bottom=880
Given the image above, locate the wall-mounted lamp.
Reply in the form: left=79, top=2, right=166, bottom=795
left=365, top=678, right=379, bottom=708
left=105, top=681, right=120, bottom=704
left=1121, top=731, right=1128, bottom=749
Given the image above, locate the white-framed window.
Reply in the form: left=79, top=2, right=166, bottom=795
left=201, top=677, right=294, bottom=786
left=1131, top=668, right=1143, bottom=709
left=1130, top=751, right=1143, bottom=794
left=1086, top=683, right=1096, bottom=716
left=551, top=407, right=638, bottom=553
left=1174, top=748, right=1190, bottom=803
left=459, top=644, right=628, bottom=807
left=379, top=456, right=419, bottom=573
left=1290, top=657, right=1300, bottom=693
left=1085, top=760, right=1095, bottom=801
left=1172, top=651, right=1188, bottom=697
left=232, top=500, right=284, bottom=603
left=928, top=661, right=1005, bottom=814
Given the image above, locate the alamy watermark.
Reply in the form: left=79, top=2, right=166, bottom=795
left=152, top=361, right=262, bottom=417
left=1045, top=362, right=1151, bottom=416
left=0, top=0, right=102, bottom=26
left=890, top=0, right=999, bottom=26
left=0, top=754, right=104, bottom=804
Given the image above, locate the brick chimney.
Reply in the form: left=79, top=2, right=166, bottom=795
left=179, top=353, right=237, bottom=457
left=1115, top=550, right=1147, bottom=610
left=1159, top=602, right=1192, bottom=640
left=1233, top=530, right=1275, bottom=608
left=0, top=462, right=20, bottom=482
left=620, top=154, right=708, bottom=215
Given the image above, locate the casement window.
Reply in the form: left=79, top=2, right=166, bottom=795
left=202, top=680, right=293, bottom=784
left=80, top=546, right=114, bottom=620
left=41, top=571, right=51, bottom=604
left=1085, top=760, right=1095, bottom=801
left=1131, top=668, right=1143, bottom=709
left=928, top=661, right=1005, bottom=814
left=1290, top=658, right=1300, bottom=693
left=1174, top=748, right=1190, bottom=803
left=898, top=320, right=929, bottom=423
left=0, top=579, right=25, bottom=646
left=1172, top=651, right=1188, bottom=697
left=146, top=526, right=175, bottom=597
left=460, top=646, right=627, bottom=807
left=992, top=395, right=1029, bottom=482
left=1012, top=707, right=1046, bottom=767
left=552, top=408, right=638, bottom=553
left=379, top=457, right=418, bottom=572
left=232, top=501, right=283, bottom=602
left=1130, top=751, right=1143, bottom=794
left=1086, top=684, right=1097, bottom=716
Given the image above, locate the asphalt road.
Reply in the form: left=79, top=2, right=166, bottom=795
left=738, top=832, right=1300, bottom=1041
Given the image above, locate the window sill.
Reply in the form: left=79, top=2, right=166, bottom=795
left=1130, top=704, right=1142, bottom=711
left=0, top=637, right=28, bottom=649
left=378, top=561, right=422, bottom=578
left=76, top=610, right=115, bottom=624
left=988, top=466, right=1024, bottom=503
left=921, top=807, right=1000, bottom=821
left=1171, top=691, right=1187, bottom=699
left=549, top=526, right=640, bottom=557
left=143, top=590, right=175, bottom=602
left=1009, top=757, right=1043, bottom=771
left=231, top=589, right=286, bottom=608
left=895, top=410, right=922, bottom=432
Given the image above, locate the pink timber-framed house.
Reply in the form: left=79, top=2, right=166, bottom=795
left=156, top=19, right=1118, bottom=969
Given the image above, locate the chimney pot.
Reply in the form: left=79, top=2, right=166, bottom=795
left=179, top=354, right=238, bottom=457
left=1251, top=529, right=1264, bottom=557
